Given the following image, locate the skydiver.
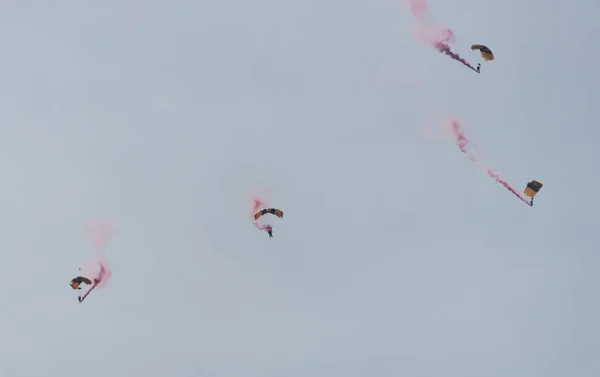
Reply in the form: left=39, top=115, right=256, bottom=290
left=476, top=63, right=481, bottom=73
left=265, top=225, right=273, bottom=238
left=530, top=198, right=534, bottom=207
left=69, top=269, right=92, bottom=302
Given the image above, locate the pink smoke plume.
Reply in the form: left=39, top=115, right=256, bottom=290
left=76, top=219, right=116, bottom=302
left=406, top=0, right=477, bottom=73
left=250, top=198, right=272, bottom=234
left=433, top=42, right=478, bottom=72
left=79, top=260, right=112, bottom=303
left=81, top=259, right=113, bottom=289
left=406, top=0, right=425, bottom=17
left=88, top=219, right=116, bottom=251
left=448, top=119, right=532, bottom=206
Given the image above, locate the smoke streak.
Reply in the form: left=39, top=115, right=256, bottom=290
left=433, top=42, right=478, bottom=72
left=88, top=219, right=116, bottom=253
left=86, top=219, right=115, bottom=285
left=77, top=220, right=116, bottom=302
left=406, top=0, right=477, bottom=72
left=80, top=261, right=112, bottom=303
left=408, top=0, right=427, bottom=18
left=82, top=259, right=113, bottom=288
left=448, top=119, right=532, bottom=206
left=250, top=198, right=272, bottom=234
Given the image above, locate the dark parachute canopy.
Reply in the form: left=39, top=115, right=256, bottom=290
left=524, top=180, right=543, bottom=198
left=69, top=276, right=92, bottom=290
left=254, top=208, right=284, bottom=221
left=524, top=180, right=543, bottom=206
left=471, top=44, right=494, bottom=61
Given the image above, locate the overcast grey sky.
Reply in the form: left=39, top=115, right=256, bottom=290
left=0, top=0, right=598, bottom=376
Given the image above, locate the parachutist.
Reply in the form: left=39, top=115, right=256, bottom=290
left=71, top=263, right=108, bottom=304
left=476, top=63, right=481, bottom=73
left=253, top=207, right=283, bottom=238
left=524, top=180, right=542, bottom=207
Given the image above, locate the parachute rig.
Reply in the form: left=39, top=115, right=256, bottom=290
left=253, top=207, right=284, bottom=238
left=471, top=44, right=494, bottom=61
left=68, top=263, right=108, bottom=303
left=524, top=180, right=543, bottom=207
left=471, top=44, right=494, bottom=73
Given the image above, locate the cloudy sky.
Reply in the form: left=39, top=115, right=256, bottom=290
left=0, top=0, right=597, bottom=376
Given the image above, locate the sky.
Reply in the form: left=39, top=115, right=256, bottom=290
left=0, top=0, right=598, bottom=376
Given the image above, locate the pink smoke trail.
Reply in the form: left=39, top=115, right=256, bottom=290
left=433, top=42, right=478, bottom=72
left=408, top=0, right=427, bottom=18
left=250, top=198, right=272, bottom=233
left=79, top=261, right=112, bottom=303
left=76, top=220, right=115, bottom=302
left=88, top=219, right=116, bottom=252
left=406, top=0, right=477, bottom=73
left=81, top=259, right=113, bottom=288
left=448, top=119, right=532, bottom=206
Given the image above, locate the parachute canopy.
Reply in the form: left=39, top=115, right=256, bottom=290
left=471, top=44, right=494, bottom=61
left=254, top=208, right=284, bottom=221
left=524, top=180, right=543, bottom=198
left=69, top=276, right=92, bottom=290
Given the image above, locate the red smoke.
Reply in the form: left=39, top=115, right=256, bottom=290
left=408, top=0, right=427, bottom=18
left=448, top=119, right=532, bottom=206
left=433, top=42, right=478, bottom=72
left=406, top=0, right=477, bottom=73
left=79, top=261, right=112, bottom=303
left=250, top=198, right=272, bottom=234
left=81, top=259, right=112, bottom=289
left=88, top=219, right=116, bottom=252
left=78, top=219, right=116, bottom=302
left=86, top=218, right=115, bottom=286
